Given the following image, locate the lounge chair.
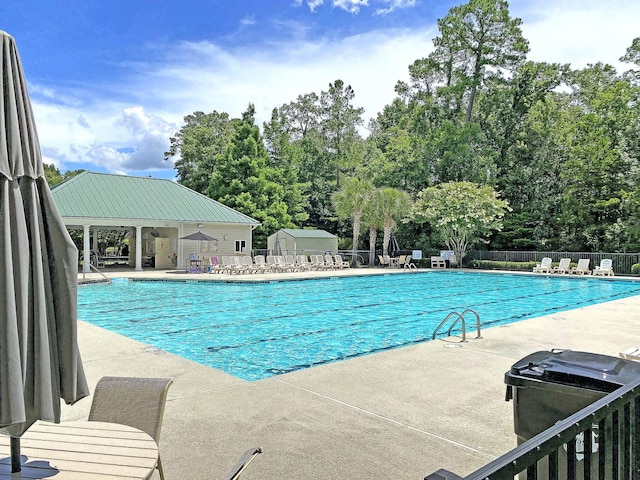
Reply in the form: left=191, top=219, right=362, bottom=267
left=241, top=255, right=259, bottom=273
left=89, top=376, right=173, bottom=480
left=593, top=258, right=614, bottom=276
left=551, top=258, right=571, bottom=274
left=431, top=256, right=446, bottom=269
left=295, top=254, right=313, bottom=270
left=324, top=254, right=338, bottom=269
left=533, top=257, right=552, bottom=273
left=310, top=254, right=328, bottom=270
left=378, top=255, right=390, bottom=267
left=253, top=255, right=272, bottom=273
left=334, top=254, right=350, bottom=268
left=570, top=258, right=591, bottom=275
left=229, top=256, right=249, bottom=274
left=620, top=348, right=640, bottom=362
left=284, top=254, right=300, bottom=272
left=209, top=256, right=225, bottom=274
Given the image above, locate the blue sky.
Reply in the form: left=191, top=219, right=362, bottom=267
left=1, top=0, right=638, bottom=180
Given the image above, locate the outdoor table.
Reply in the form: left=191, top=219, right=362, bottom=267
left=0, top=421, right=158, bottom=479
left=390, top=257, right=401, bottom=268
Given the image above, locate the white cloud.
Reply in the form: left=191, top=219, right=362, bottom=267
left=308, top=0, right=324, bottom=12
left=333, top=0, right=369, bottom=14
left=27, top=0, right=639, bottom=177
left=510, top=0, right=637, bottom=71
left=375, top=0, right=417, bottom=15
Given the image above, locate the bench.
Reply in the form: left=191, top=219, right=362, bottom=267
left=431, top=256, right=447, bottom=269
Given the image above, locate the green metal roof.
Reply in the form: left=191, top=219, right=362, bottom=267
left=279, top=229, right=336, bottom=239
left=51, top=172, right=260, bottom=225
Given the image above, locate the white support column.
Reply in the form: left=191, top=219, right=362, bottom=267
left=135, top=225, right=143, bottom=271
left=92, top=228, right=99, bottom=255
left=83, top=225, right=91, bottom=273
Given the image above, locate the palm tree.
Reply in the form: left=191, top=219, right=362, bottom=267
left=378, top=187, right=413, bottom=255
left=332, top=177, right=374, bottom=266
left=361, top=188, right=385, bottom=266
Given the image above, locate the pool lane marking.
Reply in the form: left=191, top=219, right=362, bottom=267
left=274, top=378, right=497, bottom=460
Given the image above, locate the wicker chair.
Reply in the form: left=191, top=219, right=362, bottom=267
left=89, top=376, right=173, bottom=480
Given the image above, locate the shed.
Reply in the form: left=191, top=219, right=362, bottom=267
left=267, top=229, right=338, bottom=256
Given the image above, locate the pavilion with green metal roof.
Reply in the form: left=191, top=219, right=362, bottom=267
left=51, top=172, right=260, bottom=272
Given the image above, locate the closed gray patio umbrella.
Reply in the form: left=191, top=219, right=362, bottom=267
left=0, top=31, right=89, bottom=472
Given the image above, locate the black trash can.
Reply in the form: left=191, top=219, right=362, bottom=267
left=505, top=349, right=640, bottom=479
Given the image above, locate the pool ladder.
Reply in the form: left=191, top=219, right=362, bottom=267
left=431, top=309, right=482, bottom=342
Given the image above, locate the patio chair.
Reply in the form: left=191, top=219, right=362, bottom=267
left=570, top=258, right=591, bottom=275
left=533, top=257, right=552, bottom=273
left=593, top=258, right=614, bottom=276
left=430, top=256, right=446, bottom=269
left=223, top=447, right=263, bottom=480
left=324, top=254, right=338, bottom=269
left=89, top=376, right=173, bottom=480
left=378, top=255, right=390, bottom=267
left=254, top=255, right=272, bottom=273
left=311, top=254, right=328, bottom=270
left=551, top=258, right=571, bottom=274
left=209, top=256, right=224, bottom=274
left=334, top=254, right=350, bottom=268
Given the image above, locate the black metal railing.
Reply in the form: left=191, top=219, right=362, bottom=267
left=426, top=376, right=640, bottom=480
left=468, top=251, right=640, bottom=275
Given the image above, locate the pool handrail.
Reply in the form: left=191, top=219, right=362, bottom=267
left=432, top=309, right=481, bottom=342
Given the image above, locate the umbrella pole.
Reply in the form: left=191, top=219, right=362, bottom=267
left=11, top=436, right=21, bottom=472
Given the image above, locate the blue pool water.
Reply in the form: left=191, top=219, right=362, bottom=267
left=77, top=272, right=640, bottom=381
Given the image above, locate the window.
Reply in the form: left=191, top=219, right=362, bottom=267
left=202, top=240, right=218, bottom=252
left=235, top=240, right=246, bottom=253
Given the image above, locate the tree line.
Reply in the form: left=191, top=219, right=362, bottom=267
left=51, top=0, right=640, bottom=260
left=168, top=0, right=640, bottom=257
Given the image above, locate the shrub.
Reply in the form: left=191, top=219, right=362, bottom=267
left=632, top=263, right=640, bottom=275
left=469, top=260, right=537, bottom=271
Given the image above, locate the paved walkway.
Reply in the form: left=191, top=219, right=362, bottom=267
left=65, top=268, right=640, bottom=479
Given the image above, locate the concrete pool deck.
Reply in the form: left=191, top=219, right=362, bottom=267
left=66, top=268, right=640, bottom=479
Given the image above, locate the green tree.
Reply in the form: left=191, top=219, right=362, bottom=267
left=264, top=81, right=365, bottom=230
left=207, top=107, right=304, bottom=246
left=332, top=177, right=374, bottom=265
left=430, top=0, right=529, bottom=123
left=376, top=187, right=413, bottom=255
left=165, top=110, right=234, bottom=194
left=43, top=163, right=63, bottom=186
left=413, top=181, right=510, bottom=263
left=361, top=190, right=385, bottom=266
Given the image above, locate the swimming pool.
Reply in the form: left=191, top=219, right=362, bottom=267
left=77, top=271, right=640, bottom=381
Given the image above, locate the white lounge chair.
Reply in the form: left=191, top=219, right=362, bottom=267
left=551, top=258, right=571, bottom=274
left=324, top=254, right=338, bottom=270
left=593, top=259, right=614, bottom=276
left=533, top=257, right=552, bottom=273
left=310, top=254, right=328, bottom=270
left=570, top=258, right=591, bottom=275
left=295, top=255, right=314, bottom=271
left=431, top=256, right=446, bottom=269
left=334, top=254, right=350, bottom=268
left=253, top=255, right=272, bottom=273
